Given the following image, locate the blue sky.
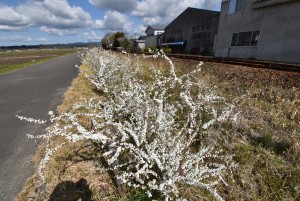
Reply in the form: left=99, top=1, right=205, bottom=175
left=0, top=0, right=221, bottom=46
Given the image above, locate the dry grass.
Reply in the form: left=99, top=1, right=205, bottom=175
left=57, top=64, right=103, bottom=113
left=132, top=56, right=300, bottom=200
left=16, top=64, right=128, bottom=201
left=16, top=53, right=300, bottom=201
left=198, top=62, right=300, bottom=200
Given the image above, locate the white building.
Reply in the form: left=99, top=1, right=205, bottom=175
left=145, top=26, right=165, bottom=36
left=144, top=26, right=165, bottom=48
left=133, top=36, right=146, bottom=51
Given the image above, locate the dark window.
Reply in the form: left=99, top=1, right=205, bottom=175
left=192, top=25, right=211, bottom=41
left=171, top=29, right=183, bottom=36
left=231, top=31, right=260, bottom=47
left=192, top=25, right=210, bottom=33
left=251, top=31, right=260, bottom=46
left=237, top=31, right=252, bottom=46
left=231, top=33, right=238, bottom=46
left=236, top=0, right=245, bottom=12
left=192, top=31, right=210, bottom=41
left=228, top=0, right=245, bottom=14
left=193, top=33, right=198, bottom=40
left=205, top=32, right=211, bottom=41
left=205, top=25, right=210, bottom=31
left=192, top=26, right=200, bottom=32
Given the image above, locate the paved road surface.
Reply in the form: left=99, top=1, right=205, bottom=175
left=0, top=54, right=80, bottom=200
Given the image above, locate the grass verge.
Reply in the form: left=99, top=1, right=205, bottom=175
left=16, top=52, right=300, bottom=201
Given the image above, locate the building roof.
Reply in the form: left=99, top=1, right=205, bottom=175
left=165, top=7, right=220, bottom=30
left=186, top=6, right=220, bottom=14
left=138, top=36, right=147, bottom=40
left=145, top=25, right=165, bottom=33
left=135, top=40, right=145, bottom=43
left=148, top=26, right=165, bottom=30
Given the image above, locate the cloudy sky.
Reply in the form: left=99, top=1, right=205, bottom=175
left=0, top=0, right=221, bottom=46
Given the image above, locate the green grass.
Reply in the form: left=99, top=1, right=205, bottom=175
left=0, top=49, right=76, bottom=75
left=0, top=58, right=51, bottom=75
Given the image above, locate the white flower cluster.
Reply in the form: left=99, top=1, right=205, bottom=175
left=39, top=143, right=65, bottom=183
left=80, top=49, right=237, bottom=200
left=21, top=48, right=238, bottom=200
left=16, top=115, right=47, bottom=124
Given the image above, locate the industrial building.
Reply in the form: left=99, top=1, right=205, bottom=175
left=162, top=7, right=220, bottom=55
left=214, top=0, right=300, bottom=63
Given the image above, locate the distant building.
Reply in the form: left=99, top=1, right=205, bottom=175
left=214, top=0, right=300, bottom=63
left=133, top=36, right=146, bottom=51
left=144, top=26, right=165, bottom=49
left=162, top=7, right=220, bottom=55
left=145, top=26, right=165, bottom=36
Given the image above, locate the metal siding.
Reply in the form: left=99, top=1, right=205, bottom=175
left=163, top=8, right=220, bottom=55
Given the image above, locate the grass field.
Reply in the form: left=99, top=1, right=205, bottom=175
left=16, top=51, right=300, bottom=201
left=0, top=49, right=77, bottom=75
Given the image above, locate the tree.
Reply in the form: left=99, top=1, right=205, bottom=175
left=101, top=32, right=133, bottom=51
left=112, top=32, right=125, bottom=47
left=101, top=33, right=112, bottom=49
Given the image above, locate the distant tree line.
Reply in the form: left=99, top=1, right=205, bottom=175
left=0, top=42, right=100, bottom=51
left=101, top=32, right=133, bottom=51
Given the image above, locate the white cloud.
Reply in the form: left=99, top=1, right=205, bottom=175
left=17, top=0, right=92, bottom=29
left=133, top=24, right=147, bottom=36
left=82, top=31, right=102, bottom=41
left=203, top=0, right=221, bottom=10
left=0, top=36, right=47, bottom=42
left=0, top=0, right=92, bottom=35
left=88, top=0, right=137, bottom=12
left=94, top=11, right=133, bottom=32
left=0, top=25, right=25, bottom=31
left=132, top=0, right=220, bottom=26
left=0, top=6, right=29, bottom=31
left=0, top=6, right=28, bottom=26
left=0, top=0, right=222, bottom=38
left=40, top=27, right=78, bottom=36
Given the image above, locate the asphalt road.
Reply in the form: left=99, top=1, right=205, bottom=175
left=0, top=53, right=80, bottom=201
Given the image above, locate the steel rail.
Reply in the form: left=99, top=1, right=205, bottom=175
left=166, top=54, right=300, bottom=72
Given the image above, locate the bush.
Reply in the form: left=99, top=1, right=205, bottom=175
left=163, top=47, right=172, bottom=54
left=19, top=48, right=239, bottom=201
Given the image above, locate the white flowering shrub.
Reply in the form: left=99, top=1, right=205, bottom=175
left=19, top=48, right=239, bottom=201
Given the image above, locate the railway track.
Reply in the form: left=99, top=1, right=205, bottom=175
left=167, top=54, right=300, bottom=72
